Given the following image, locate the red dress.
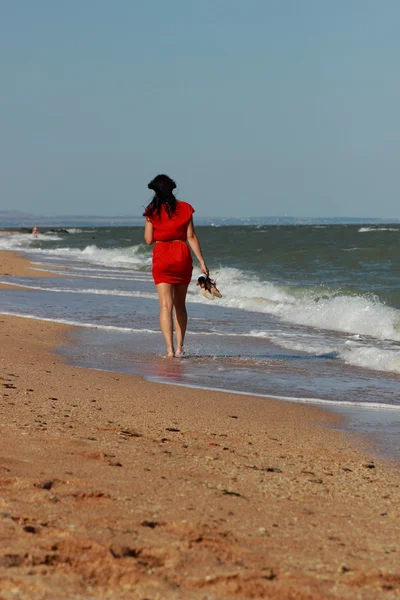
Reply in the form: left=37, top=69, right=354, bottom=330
left=149, top=201, right=195, bottom=285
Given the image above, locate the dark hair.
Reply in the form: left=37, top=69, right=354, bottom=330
left=143, top=174, right=177, bottom=220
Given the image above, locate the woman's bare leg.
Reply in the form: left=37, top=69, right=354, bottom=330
left=156, top=283, right=174, bottom=357
left=173, top=283, right=189, bottom=356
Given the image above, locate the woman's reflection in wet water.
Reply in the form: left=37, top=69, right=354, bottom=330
left=147, top=355, right=187, bottom=384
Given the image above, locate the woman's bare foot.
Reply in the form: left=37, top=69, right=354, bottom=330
left=175, top=348, right=185, bottom=357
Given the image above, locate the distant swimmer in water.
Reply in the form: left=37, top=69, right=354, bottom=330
left=196, top=274, right=222, bottom=300
left=144, top=174, right=208, bottom=358
left=32, top=226, right=39, bottom=237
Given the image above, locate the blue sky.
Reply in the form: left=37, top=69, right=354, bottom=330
left=1, top=0, right=399, bottom=218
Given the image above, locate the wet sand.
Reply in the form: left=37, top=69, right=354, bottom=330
left=0, top=250, right=399, bottom=599
left=0, top=250, right=60, bottom=290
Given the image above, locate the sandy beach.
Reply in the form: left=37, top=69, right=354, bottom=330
left=0, top=250, right=399, bottom=599
left=0, top=249, right=60, bottom=290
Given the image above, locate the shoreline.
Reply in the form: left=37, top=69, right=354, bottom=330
left=0, top=250, right=61, bottom=290
left=4, top=307, right=400, bottom=464
left=1, top=249, right=400, bottom=598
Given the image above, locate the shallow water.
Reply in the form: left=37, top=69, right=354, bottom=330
left=0, top=225, right=399, bottom=461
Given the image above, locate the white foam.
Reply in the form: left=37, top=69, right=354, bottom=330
left=4, top=247, right=399, bottom=376
left=31, top=269, right=151, bottom=282
left=0, top=310, right=254, bottom=340
left=275, top=295, right=400, bottom=342
left=188, top=267, right=400, bottom=344
left=145, top=380, right=400, bottom=411
left=55, top=265, right=136, bottom=273
left=359, top=227, right=399, bottom=232
left=1, top=310, right=398, bottom=411
left=30, top=263, right=149, bottom=279
left=0, top=311, right=159, bottom=334
left=7, top=281, right=396, bottom=373
left=0, top=281, right=158, bottom=299
left=0, top=232, right=61, bottom=251
left=264, top=331, right=400, bottom=375
left=33, top=244, right=151, bottom=269
left=341, top=345, right=400, bottom=374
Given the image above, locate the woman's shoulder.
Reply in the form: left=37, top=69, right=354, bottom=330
left=176, top=200, right=195, bottom=215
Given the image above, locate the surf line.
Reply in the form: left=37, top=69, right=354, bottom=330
left=144, top=379, right=400, bottom=412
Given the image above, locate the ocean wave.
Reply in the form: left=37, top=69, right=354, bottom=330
left=1, top=296, right=398, bottom=374
left=162, top=382, right=400, bottom=410
left=30, top=268, right=151, bottom=282
left=0, top=233, right=61, bottom=251
left=358, top=227, right=399, bottom=232
left=45, top=265, right=135, bottom=273
left=33, top=244, right=152, bottom=268
left=3, top=253, right=399, bottom=348
left=276, top=294, right=400, bottom=342
left=188, top=267, right=400, bottom=344
left=0, top=281, right=158, bottom=299
left=0, top=309, right=252, bottom=339
left=0, top=310, right=159, bottom=334
left=3, top=245, right=399, bottom=376
left=2, top=308, right=399, bottom=408
left=254, top=330, right=400, bottom=375
left=342, top=343, right=400, bottom=374
left=21, top=262, right=395, bottom=346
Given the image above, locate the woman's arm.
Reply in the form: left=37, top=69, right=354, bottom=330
left=144, top=218, right=154, bottom=245
left=186, top=218, right=208, bottom=275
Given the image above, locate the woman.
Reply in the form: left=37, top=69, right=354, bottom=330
left=144, top=174, right=208, bottom=357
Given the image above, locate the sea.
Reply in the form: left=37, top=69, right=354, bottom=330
left=1, top=225, right=399, bottom=461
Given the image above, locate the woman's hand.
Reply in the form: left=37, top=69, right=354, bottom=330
left=200, top=261, right=209, bottom=276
